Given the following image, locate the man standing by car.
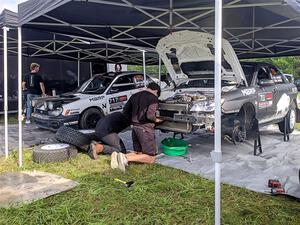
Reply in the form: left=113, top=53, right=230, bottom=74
left=110, top=82, right=163, bottom=172
left=22, top=63, right=46, bottom=124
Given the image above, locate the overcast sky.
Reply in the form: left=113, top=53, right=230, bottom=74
left=0, top=0, right=27, bottom=13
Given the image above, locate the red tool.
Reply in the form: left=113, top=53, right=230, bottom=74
left=268, top=179, right=281, bottom=188
left=268, top=179, right=286, bottom=194
left=271, top=187, right=285, bottom=194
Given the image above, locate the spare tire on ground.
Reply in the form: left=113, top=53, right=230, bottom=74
left=55, top=126, right=92, bottom=151
left=33, top=143, right=78, bottom=163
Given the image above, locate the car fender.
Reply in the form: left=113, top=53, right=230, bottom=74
left=62, top=94, right=108, bottom=116
left=222, top=88, right=257, bottom=114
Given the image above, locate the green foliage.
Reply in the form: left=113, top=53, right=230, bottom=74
left=244, top=56, right=300, bottom=79
left=127, top=65, right=168, bottom=78
left=129, top=56, right=300, bottom=79
left=1, top=151, right=300, bottom=225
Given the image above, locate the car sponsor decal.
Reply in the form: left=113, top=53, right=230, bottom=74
left=258, top=101, right=273, bottom=109
left=292, top=87, right=298, bottom=93
left=109, top=95, right=128, bottom=112
left=89, top=95, right=104, bottom=102
left=109, top=95, right=127, bottom=104
left=276, top=93, right=290, bottom=115
left=258, top=92, right=273, bottom=109
left=241, top=88, right=256, bottom=96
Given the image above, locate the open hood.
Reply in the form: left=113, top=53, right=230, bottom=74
left=156, top=31, right=246, bottom=85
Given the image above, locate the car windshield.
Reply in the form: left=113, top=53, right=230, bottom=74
left=77, top=76, right=113, bottom=94
left=177, top=79, right=236, bottom=89
left=241, top=64, right=255, bottom=86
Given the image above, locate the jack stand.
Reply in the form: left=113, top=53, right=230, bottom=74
left=254, top=134, right=262, bottom=156
left=283, top=117, right=290, bottom=142
left=173, top=132, right=184, bottom=139
left=250, top=117, right=262, bottom=156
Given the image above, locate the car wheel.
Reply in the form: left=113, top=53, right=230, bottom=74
left=79, top=108, right=104, bottom=129
left=33, top=143, right=78, bottom=163
left=235, top=104, right=255, bottom=141
left=55, top=126, right=91, bottom=151
left=278, top=103, right=296, bottom=134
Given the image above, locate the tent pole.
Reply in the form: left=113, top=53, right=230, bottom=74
left=3, top=26, right=9, bottom=159
left=142, top=50, right=146, bottom=86
left=18, top=26, right=23, bottom=167
left=89, top=62, right=93, bottom=78
left=213, top=0, right=222, bottom=225
left=77, top=52, right=80, bottom=87
left=158, top=56, right=161, bottom=87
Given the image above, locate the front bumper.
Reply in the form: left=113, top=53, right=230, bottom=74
left=32, top=112, right=79, bottom=131
left=158, top=102, right=215, bottom=131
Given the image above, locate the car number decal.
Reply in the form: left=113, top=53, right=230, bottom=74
left=109, top=95, right=128, bottom=112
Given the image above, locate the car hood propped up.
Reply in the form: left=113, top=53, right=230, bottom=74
left=156, top=30, right=246, bottom=86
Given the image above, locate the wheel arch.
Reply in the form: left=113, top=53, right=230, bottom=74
left=237, top=102, right=256, bottom=127
left=78, top=106, right=105, bottom=128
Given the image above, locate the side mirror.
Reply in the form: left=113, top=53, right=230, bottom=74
left=258, top=79, right=275, bottom=87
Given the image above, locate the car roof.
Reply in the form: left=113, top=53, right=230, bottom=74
left=93, top=71, right=145, bottom=79
left=240, top=61, right=275, bottom=67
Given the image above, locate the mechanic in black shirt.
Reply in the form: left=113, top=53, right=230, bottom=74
left=22, top=63, right=46, bottom=124
left=88, top=111, right=130, bottom=160
left=110, top=82, right=164, bottom=172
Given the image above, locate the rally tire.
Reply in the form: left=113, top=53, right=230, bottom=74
left=55, top=126, right=91, bottom=151
left=79, top=108, right=104, bottom=129
left=33, top=143, right=78, bottom=163
left=278, top=103, right=296, bottom=134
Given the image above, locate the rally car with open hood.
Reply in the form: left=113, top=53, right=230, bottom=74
left=32, top=71, right=155, bottom=130
left=156, top=30, right=299, bottom=142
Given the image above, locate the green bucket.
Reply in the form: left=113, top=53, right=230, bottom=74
left=161, top=138, right=188, bottom=156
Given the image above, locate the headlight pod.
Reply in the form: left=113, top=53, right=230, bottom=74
left=48, top=107, right=63, bottom=116
left=190, top=100, right=215, bottom=112
left=190, top=98, right=225, bottom=112
left=48, top=101, right=54, bottom=110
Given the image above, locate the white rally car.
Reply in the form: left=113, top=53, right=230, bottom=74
left=32, top=71, right=163, bottom=130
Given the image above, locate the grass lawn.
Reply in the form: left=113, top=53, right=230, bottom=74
left=0, top=151, right=300, bottom=225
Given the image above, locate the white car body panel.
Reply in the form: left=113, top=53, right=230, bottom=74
left=156, top=30, right=246, bottom=85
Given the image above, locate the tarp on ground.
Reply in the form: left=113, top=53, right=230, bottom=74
left=18, top=0, right=300, bottom=59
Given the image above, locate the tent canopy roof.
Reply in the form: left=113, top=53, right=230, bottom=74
left=0, top=9, right=18, bottom=28
left=17, top=0, right=300, bottom=59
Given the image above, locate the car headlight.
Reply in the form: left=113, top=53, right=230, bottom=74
left=48, top=107, right=63, bottom=116
left=190, top=100, right=215, bottom=112
left=48, top=101, right=54, bottom=110
left=190, top=98, right=225, bottom=112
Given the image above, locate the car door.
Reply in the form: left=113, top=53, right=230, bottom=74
left=105, top=74, right=143, bottom=113
left=255, top=66, right=275, bottom=123
left=268, top=65, right=291, bottom=120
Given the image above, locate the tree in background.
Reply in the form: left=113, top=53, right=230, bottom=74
left=245, top=56, right=300, bottom=79
left=127, top=65, right=167, bottom=78
left=129, top=56, right=300, bottom=79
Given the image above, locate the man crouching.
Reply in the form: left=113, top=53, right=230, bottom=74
left=111, top=82, right=163, bottom=172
